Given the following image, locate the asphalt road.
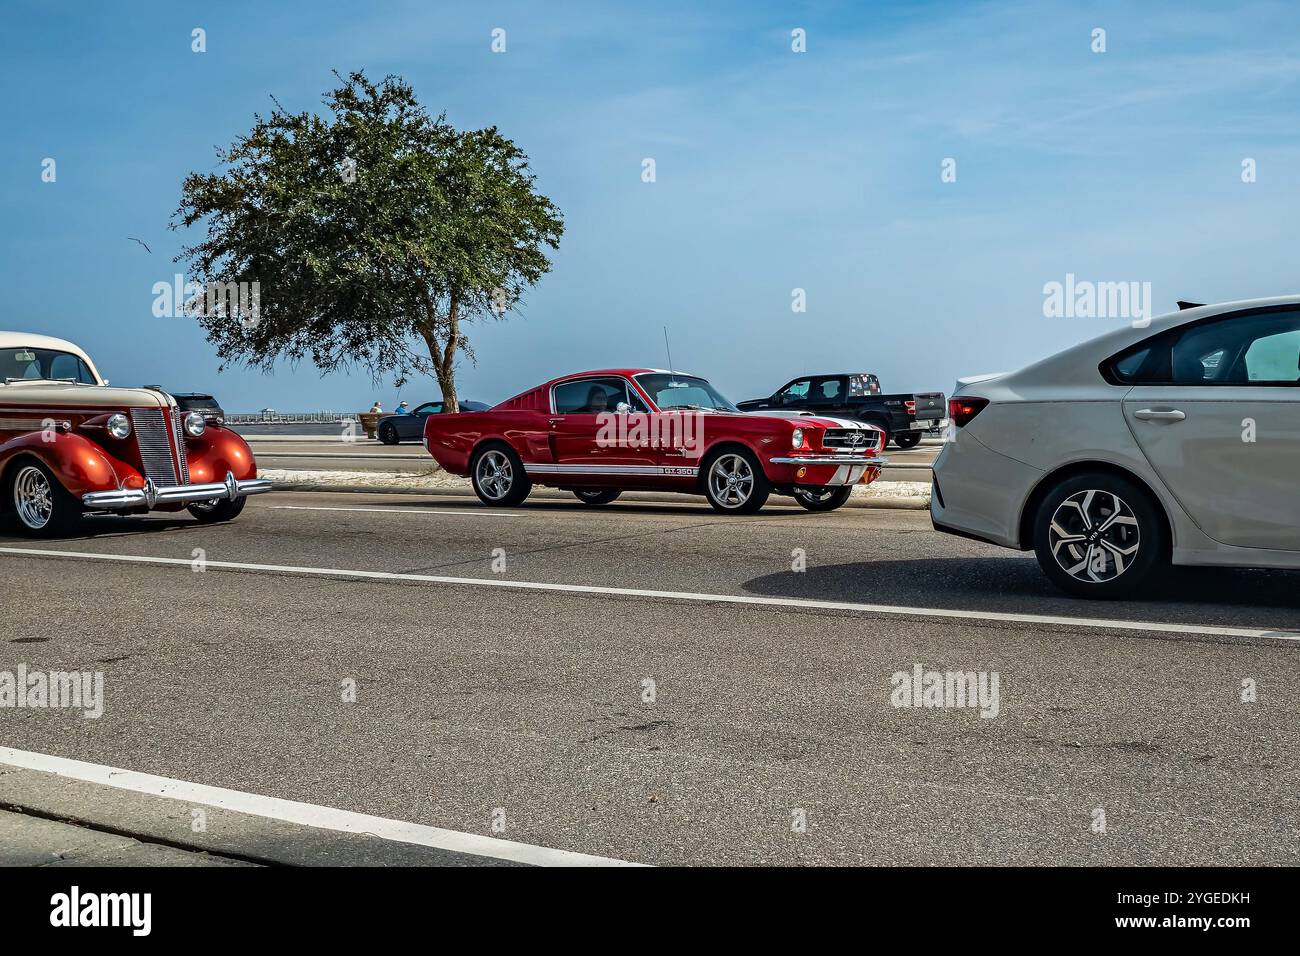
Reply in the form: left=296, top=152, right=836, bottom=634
left=2, top=490, right=1298, bottom=865
left=245, top=436, right=941, bottom=481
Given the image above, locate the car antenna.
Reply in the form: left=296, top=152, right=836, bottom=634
left=663, top=326, right=677, bottom=383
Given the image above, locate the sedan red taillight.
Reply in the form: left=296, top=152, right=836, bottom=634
left=949, top=397, right=989, bottom=427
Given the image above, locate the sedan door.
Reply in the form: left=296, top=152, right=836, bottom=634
left=404, top=402, right=443, bottom=440
left=1118, top=308, right=1300, bottom=551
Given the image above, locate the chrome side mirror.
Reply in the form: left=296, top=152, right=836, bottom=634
left=615, top=401, right=632, bottom=414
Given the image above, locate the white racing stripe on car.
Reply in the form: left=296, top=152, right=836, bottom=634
left=0, top=747, right=641, bottom=867
left=1, top=546, right=1297, bottom=641
left=270, top=505, right=528, bottom=518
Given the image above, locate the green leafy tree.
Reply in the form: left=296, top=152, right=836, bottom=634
left=173, top=70, right=564, bottom=410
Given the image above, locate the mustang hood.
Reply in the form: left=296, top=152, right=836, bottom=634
left=741, top=409, right=883, bottom=431
left=0, top=381, right=172, bottom=409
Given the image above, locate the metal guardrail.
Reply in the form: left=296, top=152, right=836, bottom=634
left=226, top=412, right=357, bottom=424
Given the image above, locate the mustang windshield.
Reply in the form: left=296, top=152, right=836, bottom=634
left=0, top=348, right=97, bottom=384
left=636, top=374, right=739, bottom=412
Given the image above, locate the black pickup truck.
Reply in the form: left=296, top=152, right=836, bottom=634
left=736, top=372, right=945, bottom=449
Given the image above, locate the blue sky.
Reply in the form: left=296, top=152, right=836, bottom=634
left=3, top=0, right=1299, bottom=411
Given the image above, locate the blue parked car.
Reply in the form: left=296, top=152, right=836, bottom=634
left=377, top=400, right=490, bottom=444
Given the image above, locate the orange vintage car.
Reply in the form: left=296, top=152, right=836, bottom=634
left=0, top=331, right=270, bottom=536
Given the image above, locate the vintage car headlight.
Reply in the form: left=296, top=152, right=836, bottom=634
left=791, top=427, right=805, bottom=449
left=183, top=411, right=206, bottom=437
left=107, top=413, right=131, bottom=439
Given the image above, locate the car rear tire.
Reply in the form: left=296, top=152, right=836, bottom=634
left=8, top=460, right=82, bottom=537
left=187, top=496, right=248, bottom=524
left=792, top=485, right=854, bottom=512
left=574, top=489, right=621, bottom=505
left=892, top=432, right=922, bottom=449
left=702, top=447, right=771, bottom=514
left=1032, top=472, right=1166, bottom=599
left=378, top=422, right=400, bottom=445
left=471, top=444, right=532, bottom=507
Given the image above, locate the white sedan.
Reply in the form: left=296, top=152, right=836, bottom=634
left=932, top=295, right=1300, bottom=597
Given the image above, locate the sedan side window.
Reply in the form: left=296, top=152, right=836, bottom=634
left=1107, top=309, right=1300, bottom=385
left=1242, top=330, right=1300, bottom=382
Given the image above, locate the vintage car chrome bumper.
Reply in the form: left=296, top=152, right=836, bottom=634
left=81, top=471, right=272, bottom=510
left=769, top=455, right=888, bottom=466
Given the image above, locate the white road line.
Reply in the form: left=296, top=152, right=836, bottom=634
left=271, top=505, right=526, bottom=518
left=0, top=747, right=640, bottom=868
left=2, top=545, right=1297, bottom=641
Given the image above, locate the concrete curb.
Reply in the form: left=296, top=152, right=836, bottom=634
left=265, top=479, right=931, bottom=510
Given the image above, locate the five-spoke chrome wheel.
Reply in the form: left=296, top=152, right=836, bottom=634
left=703, top=449, right=770, bottom=513
left=708, top=454, right=754, bottom=508
left=476, top=450, right=514, bottom=500
left=1047, top=489, right=1140, bottom=584
left=13, top=465, right=53, bottom=530
left=471, top=445, right=531, bottom=507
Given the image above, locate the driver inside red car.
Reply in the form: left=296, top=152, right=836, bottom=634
left=580, top=386, right=610, bottom=414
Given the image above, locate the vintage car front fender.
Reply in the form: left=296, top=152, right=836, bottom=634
left=183, top=426, right=259, bottom=485
left=0, top=432, right=137, bottom=497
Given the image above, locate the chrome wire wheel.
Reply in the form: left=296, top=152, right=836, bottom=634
left=708, top=453, right=754, bottom=509
left=475, top=449, right=514, bottom=501
left=1048, top=489, right=1140, bottom=584
left=13, top=465, right=54, bottom=530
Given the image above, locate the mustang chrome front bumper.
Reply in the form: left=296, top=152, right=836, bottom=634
left=768, top=454, right=889, bottom=487
left=82, top=471, right=272, bottom=510
left=768, top=455, right=888, bottom=466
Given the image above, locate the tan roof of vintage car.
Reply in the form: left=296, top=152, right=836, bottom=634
left=0, top=331, right=170, bottom=409
left=0, top=330, right=103, bottom=382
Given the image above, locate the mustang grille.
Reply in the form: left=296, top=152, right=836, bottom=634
left=131, top=408, right=180, bottom=485
left=822, top=428, right=877, bottom=451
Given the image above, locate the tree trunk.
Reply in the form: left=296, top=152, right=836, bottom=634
left=418, top=291, right=460, bottom=413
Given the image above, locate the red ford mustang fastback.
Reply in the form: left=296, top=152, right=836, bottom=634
left=423, top=369, right=886, bottom=513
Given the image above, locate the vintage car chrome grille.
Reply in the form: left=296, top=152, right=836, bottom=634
left=0, top=418, right=47, bottom=432
left=170, top=407, right=192, bottom=484
left=131, top=408, right=180, bottom=485
left=822, top=428, right=877, bottom=451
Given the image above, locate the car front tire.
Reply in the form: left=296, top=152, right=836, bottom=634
left=188, top=496, right=248, bottom=524
left=8, top=460, right=82, bottom=537
left=892, top=432, right=922, bottom=449
left=574, top=489, right=621, bottom=505
left=471, top=444, right=532, bottom=507
left=702, top=447, right=771, bottom=514
left=378, top=422, right=400, bottom=445
left=792, top=485, right=854, bottom=512
left=1031, top=472, right=1166, bottom=599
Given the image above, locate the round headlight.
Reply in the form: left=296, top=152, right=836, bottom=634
left=107, top=413, right=131, bottom=440
left=183, top=411, right=206, bottom=437
left=791, top=427, right=805, bottom=449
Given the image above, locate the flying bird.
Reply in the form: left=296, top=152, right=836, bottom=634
left=127, top=237, right=151, bottom=253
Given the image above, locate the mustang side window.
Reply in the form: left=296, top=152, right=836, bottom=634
left=553, top=377, right=644, bottom=414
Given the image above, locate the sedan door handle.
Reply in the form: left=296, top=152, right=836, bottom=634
left=1133, top=408, right=1186, bottom=422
